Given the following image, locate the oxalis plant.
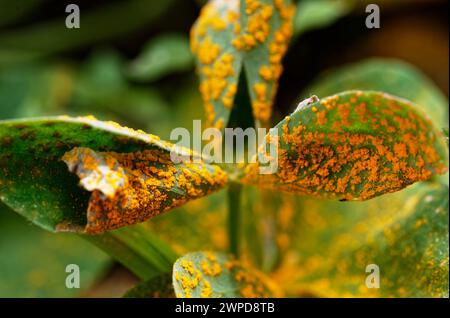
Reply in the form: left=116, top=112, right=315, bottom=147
left=0, top=0, right=449, bottom=298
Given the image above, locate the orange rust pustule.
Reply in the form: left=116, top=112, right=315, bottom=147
left=191, top=0, right=296, bottom=126
left=63, top=147, right=228, bottom=234
left=242, top=91, right=448, bottom=201
left=191, top=0, right=241, bottom=128
left=174, top=252, right=282, bottom=298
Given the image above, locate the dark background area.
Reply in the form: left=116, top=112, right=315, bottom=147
left=1, top=0, right=448, bottom=119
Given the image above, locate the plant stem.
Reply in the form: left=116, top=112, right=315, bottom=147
left=225, top=72, right=252, bottom=259
left=228, top=182, right=242, bottom=257
left=82, top=223, right=178, bottom=281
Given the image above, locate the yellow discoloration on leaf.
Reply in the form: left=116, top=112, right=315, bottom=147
left=242, top=91, right=448, bottom=200
left=62, top=146, right=228, bottom=234
left=191, top=0, right=295, bottom=127
left=142, top=190, right=228, bottom=255
left=270, top=183, right=449, bottom=297
left=242, top=0, right=295, bottom=124
left=191, top=0, right=241, bottom=128
left=173, top=251, right=282, bottom=298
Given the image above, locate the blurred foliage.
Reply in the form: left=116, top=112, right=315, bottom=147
left=123, top=274, right=174, bottom=298
left=0, top=0, right=175, bottom=65
left=172, top=251, right=282, bottom=298
left=127, top=33, right=194, bottom=82
left=273, top=182, right=449, bottom=297
left=190, top=0, right=296, bottom=128
left=243, top=90, right=448, bottom=200
left=0, top=203, right=110, bottom=297
left=300, top=59, right=449, bottom=127
left=144, top=190, right=228, bottom=254
left=293, top=0, right=354, bottom=38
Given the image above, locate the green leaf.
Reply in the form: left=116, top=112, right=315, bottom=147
left=242, top=90, right=448, bottom=200
left=191, top=0, right=296, bottom=128
left=123, top=273, right=174, bottom=298
left=128, top=34, right=194, bottom=82
left=293, top=0, right=354, bottom=37
left=143, top=189, right=228, bottom=254
left=0, top=116, right=228, bottom=234
left=301, top=58, right=449, bottom=127
left=0, top=63, right=75, bottom=119
left=276, top=182, right=449, bottom=297
left=172, top=251, right=282, bottom=298
left=0, top=204, right=111, bottom=297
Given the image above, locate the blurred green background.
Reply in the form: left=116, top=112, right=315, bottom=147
left=0, top=0, right=448, bottom=297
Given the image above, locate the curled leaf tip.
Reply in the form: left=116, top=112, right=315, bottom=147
left=63, top=147, right=228, bottom=234
left=63, top=147, right=128, bottom=198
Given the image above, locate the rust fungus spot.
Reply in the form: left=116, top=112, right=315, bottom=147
left=175, top=252, right=282, bottom=298
left=19, top=130, right=36, bottom=141
left=62, top=147, right=227, bottom=234
left=242, top=91, right=448, bottom=201
left=191, top=0, right=295, bottom=126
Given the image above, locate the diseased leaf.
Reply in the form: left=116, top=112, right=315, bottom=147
left=128, top=34, right=194, bottom=82
left=0, top=52, right=172, bottom=136
left=0, top=116, right=228, bottom=234
left=69, top=49, right=172, bottom=136
left=123, top=274, right=174, bottom=298
left=0, top=63, right=75, bottom=119
left=242, top=91, right=448, bottom=200
left=240, top=0, right=296, bottom=126
left=301, top=58, right=449, bottom=127
left=191, top=0, right=243, bottom=129
left=191, top=0, right=296, bottom=128
left=172, top=251, right=282, bottom=298
left=273, top=182, right=449, bottom=297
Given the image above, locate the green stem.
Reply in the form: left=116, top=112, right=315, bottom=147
left=228, top=182, right=242, bottom=257
left=82, top=223, right=178, bottom=281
